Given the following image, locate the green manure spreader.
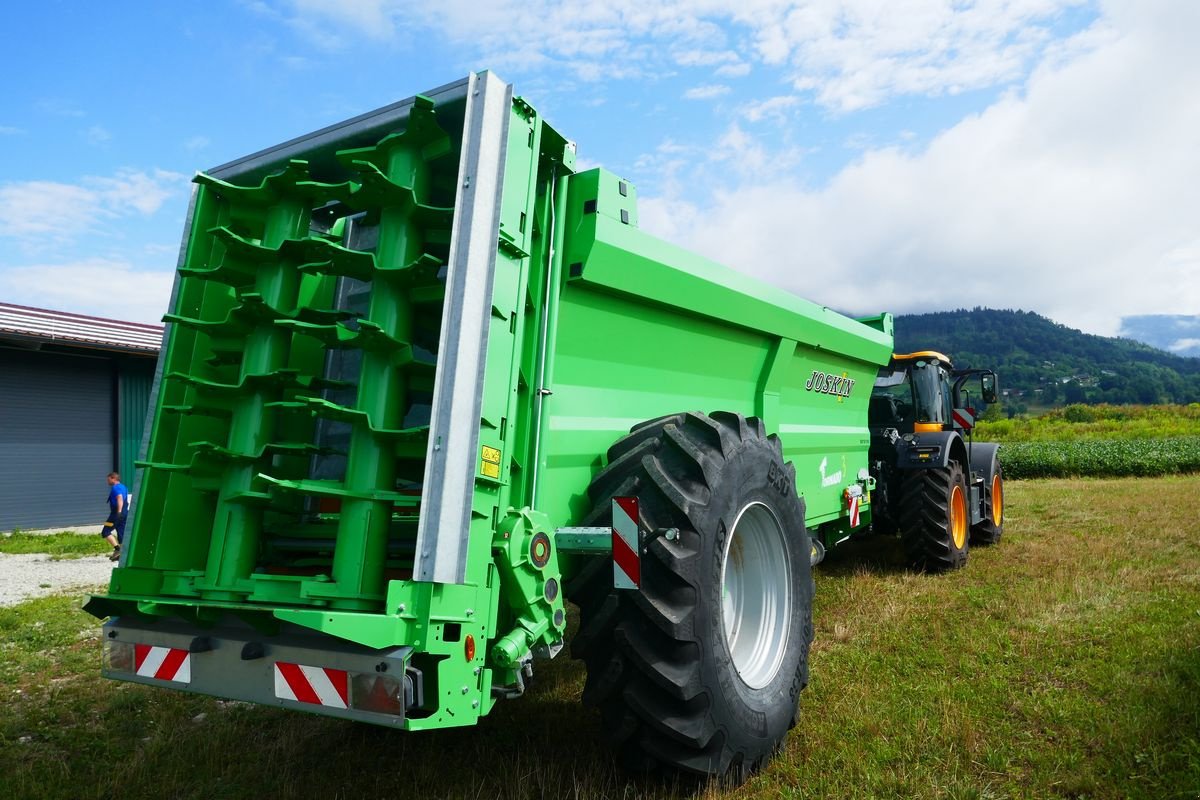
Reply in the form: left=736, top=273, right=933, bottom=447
left=88, top=71, right=1003, bottom=782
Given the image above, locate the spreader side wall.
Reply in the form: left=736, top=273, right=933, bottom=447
left=544, top=180, right=892, bottom=528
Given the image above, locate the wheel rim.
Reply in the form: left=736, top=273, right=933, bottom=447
left=950, top=484, right=967, bottom=549
left=720, top=502, right=792, bottom=689
left=991, top=474, right=1003, bottom=526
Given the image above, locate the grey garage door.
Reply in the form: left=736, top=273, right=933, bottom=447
left=0, top=347, right=113, bottom=530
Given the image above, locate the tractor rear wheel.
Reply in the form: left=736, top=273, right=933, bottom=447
left=898, top=460, right=969, bottom=572
left=970, top=463, right=1004, bottom=545
left=568, top=411, right=812, bottom=783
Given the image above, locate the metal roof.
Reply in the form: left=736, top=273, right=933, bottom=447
left=0, top=302, right=163, bottom=354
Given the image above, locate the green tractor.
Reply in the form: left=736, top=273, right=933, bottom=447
left=866, top=351, right=1004, bottom=571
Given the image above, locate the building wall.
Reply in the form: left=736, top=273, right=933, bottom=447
left=118, top=357, right=155, bottom=490
left=0, top=345, right=156, bottom=530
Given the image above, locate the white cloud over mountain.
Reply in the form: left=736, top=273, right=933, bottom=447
left=639, top=0, right=1200, bottom=335
left=11, top=1, right=1189, bottom=338
left=258, top=0, right=1200, bottom=335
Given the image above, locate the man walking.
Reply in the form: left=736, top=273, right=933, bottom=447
left=102, top=472, right=130, bottom=562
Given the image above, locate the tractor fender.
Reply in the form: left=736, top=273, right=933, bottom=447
left=892, top=430, right=969, bottom=472
left=967, top=441, right=1001, bottom=484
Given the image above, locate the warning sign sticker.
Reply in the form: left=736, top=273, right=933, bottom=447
left=481, top=460, right=501, bottom=479
left=481, top=445, right=501, bottom=465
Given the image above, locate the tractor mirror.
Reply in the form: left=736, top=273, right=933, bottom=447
left=981, top=373, right=998, bottom=404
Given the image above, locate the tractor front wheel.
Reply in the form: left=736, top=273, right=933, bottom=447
left=568, top=411, right=812, bottom=783
left=898, top=459, right=970, bottom=571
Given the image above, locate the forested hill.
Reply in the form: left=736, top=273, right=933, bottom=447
left=893, top=308, right=1200, bottom=406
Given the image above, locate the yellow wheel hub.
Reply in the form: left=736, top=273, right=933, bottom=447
left=950, top=484, right=967, bottom=549
left=991, top=474, right=1003, bottom=527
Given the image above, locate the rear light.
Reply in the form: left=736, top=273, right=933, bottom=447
left=102, top=639, right=192, bottom=683
left=349, top=672, right=407, bottom=716
left=103, top=639, right=135, bottom=673
left=464, top=634, right=476, bottom=661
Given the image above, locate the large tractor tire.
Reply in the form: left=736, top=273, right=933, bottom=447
left=568, top=411, right=813, bottom=782
left=970, top=463, right=1004, bottom=545
left=898, top=460, right=969, bottom=572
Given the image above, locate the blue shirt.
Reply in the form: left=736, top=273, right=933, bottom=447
left=108, top=483, right=130, bottom=515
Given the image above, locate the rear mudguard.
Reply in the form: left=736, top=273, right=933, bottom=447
left=967, top=441, right=1001, bottom=485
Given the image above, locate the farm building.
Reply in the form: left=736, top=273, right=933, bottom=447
left=0, top=303, right=162, bottom=530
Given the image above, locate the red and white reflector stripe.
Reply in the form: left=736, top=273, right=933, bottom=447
left=952, top=407, right=975, bottom=430
left=844, top=490, right=861, bottom=528
left=274, top=662, right=349, bottom=709
left=612, top=496, right=641, bottom=590
left=134, top=644, right=191, bottom=684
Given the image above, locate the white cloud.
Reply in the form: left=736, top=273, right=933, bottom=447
left=639, top=0, right=1200, bottom=336
left=0, top=182, right=100, bottom=238
left=1169, top=338, right=1200, bottom=353
left=264, top=1, right=1082, bottom=108
left=715, top=61, right=752, bottom=78
left=739, top=0, right=1091, bottom=111
left=290, top=0, right=395, bottom=43
left=143, top=243, right=179, bottom=257
left=0, top=125, right=23, bottom=135
left=36, top=98, right=85, bottom=118
left=742, top=94, right=798, bottom=122
left=0, top=169, right=185, bottom=242
left=683, top=83, right=731, bottom=100
left=183, top=135, right=211, bottom=151
left=85, top=125, right=112, bottom=145
left=0, top=258, right=174, bottom=324
left=673, top=48, right=741, bottom=68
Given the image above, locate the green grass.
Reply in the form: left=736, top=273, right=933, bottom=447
left=0, top=532, right=109, bottom=559
left=978, top=403, right=1200, bottom=442
left=2, top=477, right=1199, bottom=799
left=999, top=437, right=1200, bottom=479
left=977, top=405, right=1200, bottom=478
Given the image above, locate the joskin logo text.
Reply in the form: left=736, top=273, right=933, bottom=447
left=805, top=370, right=855, bottom=398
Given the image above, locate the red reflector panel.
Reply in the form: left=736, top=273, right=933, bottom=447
left=273, top=662, right=349, bottom=709
left=612, top=496, right=640, bottom=589
left=132, top=644, right=192, bottom=683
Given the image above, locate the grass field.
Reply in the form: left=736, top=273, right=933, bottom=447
left=977, top=404, right=1200, bottom=443
left=976, top=405, right=1200, bottom=479
left=0, top=532, right=109, bottom=559
left=995, top=437, right=1200, bottom=479
left=2, top=477, right=1198, bottom=800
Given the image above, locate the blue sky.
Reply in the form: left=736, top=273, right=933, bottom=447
left=1, top=1, right=1196, bottom=339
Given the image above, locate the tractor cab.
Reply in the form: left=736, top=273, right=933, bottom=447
left=869, top=351, right=998, bottom=435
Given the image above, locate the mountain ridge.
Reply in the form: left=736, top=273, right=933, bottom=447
left=892, top=308, right=1200, bottom=406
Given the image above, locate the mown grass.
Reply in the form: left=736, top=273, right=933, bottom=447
left=2, top=477, right=1199, bottom=799
left=0, top=532, right=108, bottom=559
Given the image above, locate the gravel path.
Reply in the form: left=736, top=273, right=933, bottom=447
left=0, top=553, right=114, bottom=607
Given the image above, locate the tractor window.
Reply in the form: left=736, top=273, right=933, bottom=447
left=911, top=360, right=950, bottom=424
left=870, top=367, right=914, bottom=426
